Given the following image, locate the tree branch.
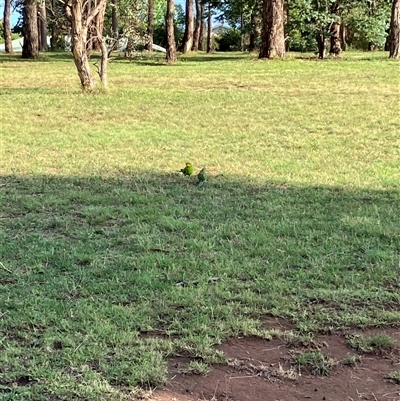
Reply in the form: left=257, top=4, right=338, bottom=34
left=86, top=0, right=107, bottom=27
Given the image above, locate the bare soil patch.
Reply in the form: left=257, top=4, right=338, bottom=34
left=152, top=327, right=400, bottom=401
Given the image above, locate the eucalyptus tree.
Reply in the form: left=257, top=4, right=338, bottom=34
left=22, top=0, right=39, bottom=58
left=146, top=0, right=154, bottom=49
left=38, top=0, right=48, bottom=50
left=3, top=0, right=14, bottom=53
left=182, top=0, right=195, bottom=51
left=206, top=2, right=212, bottom=52
left=389, top=0, right=399, bottom=57
left=47, top=0, right=70, bottom=50
left=259, top=0, right=285, bottom=58
left=112, top=0, right=119, bottom=37
left=166, top=0, right=177, bottom=62
left=192, top=0, right=203, bottom=50
left=64, top=0, right=108, bottom=89
left=249, top=0, right=261, bottom=50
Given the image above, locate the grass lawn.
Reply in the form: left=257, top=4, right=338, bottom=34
left=0, top=50, right=399, bottom=400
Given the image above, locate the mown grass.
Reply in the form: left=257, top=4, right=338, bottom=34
left=0, top=50, right=399, bottom=400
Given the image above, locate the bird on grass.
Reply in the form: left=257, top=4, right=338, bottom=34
left=197, top=167, right=207, bottom=187
left=179, top=162, right=194, bottom=176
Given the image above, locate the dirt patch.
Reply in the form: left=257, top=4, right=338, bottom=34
left=152, top=328, right=400, bottom=401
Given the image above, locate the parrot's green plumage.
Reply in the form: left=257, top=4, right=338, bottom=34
left=197, top=167, right=207, bottom=187
left=180, top=162, right=194, bottom=176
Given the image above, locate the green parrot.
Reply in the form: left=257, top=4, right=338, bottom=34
left=197, top=167, right=207, bottom=187
left=180, top=162, right=194, bottom=176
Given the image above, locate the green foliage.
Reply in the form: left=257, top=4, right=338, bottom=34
left=344, top=2, right=391, bottom=50
left=216, top=28, right=242, bottom=51
left=292, top=351, right=334, bottom=376
left=152, top=4, right=185, bottom=47
left=340, top=354, right=362, bottom=366
left=286, top=29, right=317, bottom=52
left=386, top=370, right=400, bottom=384
left=0, top=31, right=21, bottom=44
left=0, top=21, right=21, bottom=44
left=285, top=0, right=392, bottom=52
left=347, top=334, right=397, bottom=354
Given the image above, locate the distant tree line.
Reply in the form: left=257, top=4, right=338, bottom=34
left=2, top=0, right=399, bottom=89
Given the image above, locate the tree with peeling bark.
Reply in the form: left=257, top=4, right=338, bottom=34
left=389, top=0, right=400, bottom=58
left=259, top=0, right=285, bottom=58
left=182, top=0, right=195, bottom=52
left=166, top=0, right=177, bottom=63
left=22, top=0, right=39, bottom=58
left=87, top=0, right=107, bottom=51
left=3, top=0, right=14, bottom=53
left=64, top=0, right=108, bottom=90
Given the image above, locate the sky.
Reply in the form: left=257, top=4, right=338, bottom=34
left=0, top=7, right=20, bottom=27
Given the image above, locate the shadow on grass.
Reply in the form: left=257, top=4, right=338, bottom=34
left=179, top=54, right=254, bottom=63
left=2, top=172, right=399, bottom=326
left=0, top=51, right=73, bottom=63
left=1, top=172, right=399, bottom=398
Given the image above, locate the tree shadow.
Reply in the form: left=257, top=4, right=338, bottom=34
left=0, top=51, right=255, bottom=66
left=179, top=54, right=255, bottom=63
left=0, top=51, right=74, bottom=63
left=1, top=172, right=399, bottom=397
left=1, top=172, right=398, bottom=328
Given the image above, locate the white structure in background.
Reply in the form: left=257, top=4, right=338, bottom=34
left=108, top=38, right=166, bottom=53
left=0, top=36, right=66, bottom=52
left=0, top=37, right=25, bottom=52
left=0, top=36, right=166, bottom=53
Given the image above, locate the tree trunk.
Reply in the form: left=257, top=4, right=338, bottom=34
left=22, top=0, right=39, bottom=59
left=384, top=29, right=390, bottom=51
left=249, top=2, right=261, bottom=51
left=192, top=0, right=202, bottom=51
left=50, top=0, right=59, bottom=50
left=88, top=0, right=105, bottom=51
left=70, top=5, right=95, bottom=88
left=97, top=35, right=108, bottom=87
left=240, top=10, right=245, bottom=51
left=389, top=0, right=400, bottom=58
left=125, top=37, right=134, bottom=58
left=329, top=21, right=341, bottom=56
left=145, top=0, right=154, bottom=51
left=182, top=0, right=194, bottom=53
left=316, top=33, right=325, bottom=59
left=340, top=23, right=347, bottom=51
left=65, top=0, right=107, bottom=90
left=87, top=0, right=93, bottom=51
left=95, top=3, right=106, bottom=48
left=198, top=3, right=205, bottom=50
left=259, top=0, right=285, bottom=59
left=284, top=0, right=289, bottom=51
left=206, top=3, right=212, bottom=53
left=112, top=0, right=118, bottom=38
left=166, top=0, right=177, bottom=63
left=3, top=0, right=14, bottom=53
left=38, top=1, right=48, bottom=51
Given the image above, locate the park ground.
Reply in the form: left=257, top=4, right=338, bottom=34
left=0, top=51, right=399, bottom=400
